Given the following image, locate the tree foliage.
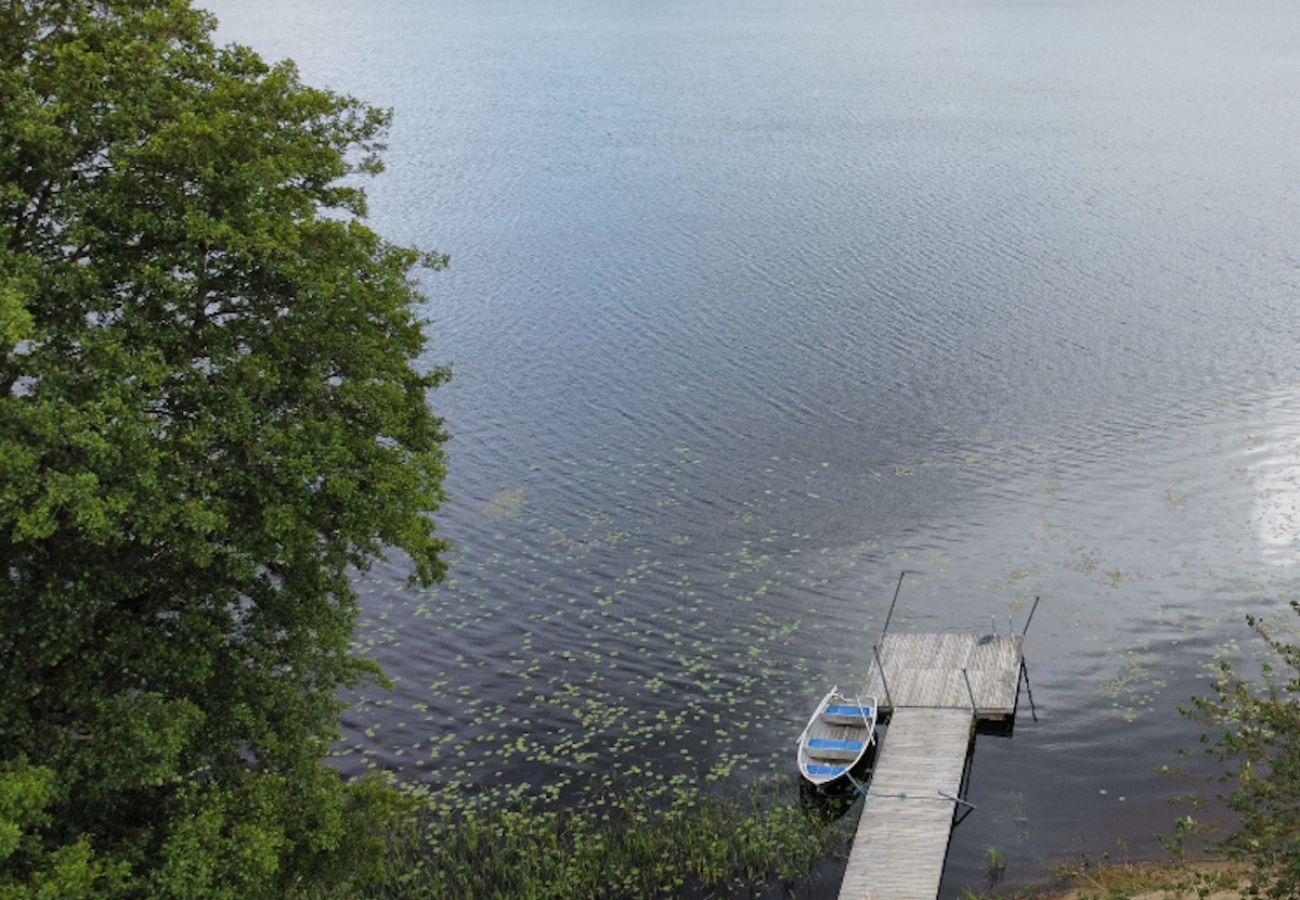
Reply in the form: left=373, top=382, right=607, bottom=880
left=1, top=1, right=448, bottom=894
left=1184, top=601, right=1300, bottom=898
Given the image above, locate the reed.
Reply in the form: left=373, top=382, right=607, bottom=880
left=368, top=776, right=857, bottom=898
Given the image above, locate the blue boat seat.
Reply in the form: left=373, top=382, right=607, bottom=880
left=822, top=703, right=873, bottom=726
left=805, top=735, right=867, bottom=762
left=824, top=704, right=872, bottom=718
left=805, top=763, right=847, bottom=777
left=808, top=738, right=864, bottom=752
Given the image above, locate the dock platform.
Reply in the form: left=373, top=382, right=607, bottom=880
left=839, top=631, right=1025, bottom=900
left=865, top=632, right=1023, bottom=718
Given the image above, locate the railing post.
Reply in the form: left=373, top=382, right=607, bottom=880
left=1020, top=659, right=1038, bottom=722
left=962, top=667, right=977, bottom=715
left=880, top=570, right=907, bottom=640
left=1022, top=596, right=1040, bottom=636
left=873, top=643, right=893, bottom=709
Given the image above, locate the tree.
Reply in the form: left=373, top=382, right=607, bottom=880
left=1184, top=601, right=1300, bottom=898
left=0, top=1, right=448, bottom=895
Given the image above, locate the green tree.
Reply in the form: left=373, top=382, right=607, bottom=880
left=1184, top=601, right=1300, bottom=897
left=0, top=1, right=448, bottom=895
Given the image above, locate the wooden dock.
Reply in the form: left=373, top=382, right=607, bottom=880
left=838, top=708, right=973, bottom=900
left=865, top=632, right=1023, bottom=717
left=839, top=631, right=1024, bottom=900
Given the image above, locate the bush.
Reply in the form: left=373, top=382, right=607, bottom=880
left=1183, top=600, right=1300, bottom=897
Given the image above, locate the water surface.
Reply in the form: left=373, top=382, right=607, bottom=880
left=209, top=0, right=1300, bottom=893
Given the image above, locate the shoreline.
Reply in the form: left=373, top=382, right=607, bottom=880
left=980, top=857, right=1251, bottom=900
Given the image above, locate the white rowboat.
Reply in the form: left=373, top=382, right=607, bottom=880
left=796, top=686, right=877, bottom=786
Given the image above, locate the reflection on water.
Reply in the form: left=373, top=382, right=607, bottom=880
left=203, top=0, right=1300, bottom=894
left=1249, top=400, right=1300, bottom=566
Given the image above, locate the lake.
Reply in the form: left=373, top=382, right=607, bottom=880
left=209, top=0, right=1300, bottom=894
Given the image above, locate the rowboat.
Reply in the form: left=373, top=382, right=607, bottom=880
left=796, top=687, right=877, bottom=786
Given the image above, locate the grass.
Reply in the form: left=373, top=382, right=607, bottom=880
left=965, top=853, right=1251, bottom=900
left=985, top=845, right=1007, bottom=887
left=367, top=775, right=860, bottom=899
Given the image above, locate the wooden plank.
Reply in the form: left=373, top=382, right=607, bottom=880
left=865, top=633, right=1022, bottom=717
left=838, top=708, right=973, bottom=900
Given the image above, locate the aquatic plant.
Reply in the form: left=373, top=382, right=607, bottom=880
left=367, top=776, right=857, bottom=898
left=984, top=845, right=1006, bottom=886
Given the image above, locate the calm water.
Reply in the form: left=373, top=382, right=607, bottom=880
left=210, top=0, right=1300, bottom=894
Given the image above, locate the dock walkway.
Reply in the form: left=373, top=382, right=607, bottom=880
left=838, top=631, right=1024, bottom=900
left=838, top=708, right=972, bottom=900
